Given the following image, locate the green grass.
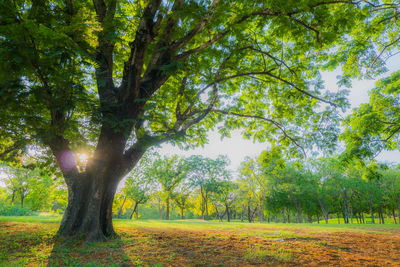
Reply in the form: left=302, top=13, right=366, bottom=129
left=0, top=215, right=62, bottom=224
left=1, top=215, right=399, bottom=232
left=0, top=216, right=399, bottom=266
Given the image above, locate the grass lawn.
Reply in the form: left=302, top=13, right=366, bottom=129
left=0, top=216, right=399, bottom=266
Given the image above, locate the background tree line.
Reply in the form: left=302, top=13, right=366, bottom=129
left=3, top=149, right=398, bottom=225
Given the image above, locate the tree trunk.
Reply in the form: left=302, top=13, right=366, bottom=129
left=205, top=194, right=209, bottom=220
left=342, top=189, right=349, bottom=224
left=393, top=208, right=397, bottom=224
left=318, top=198, right=329, bottom=224
left=247, top=204, right=252, bottom=222
left=200, top=186, right=205, bottom=220
left=180, top=208, right=184, bottom=219
left=57, top=170, right=121, bottom=242
left=379, top=204, right=384, bottom=224
left=259, top=197, right=264, bottom=223
left=20, top=193, right=25, bottom=208
left=349, top=200, right=353, bottom=224
left=130, top=202, right=139, bottom=219
left=11, top=190, right=15, bottom=205
left=397, top=202, right=400, bottom=225
left=118, top=196, right=127, bottom=218
left=369, top=202, right=375, bottom=224
left=226, top=203, right=231, bottom=222
left=165, top=196, right=170, bottom=220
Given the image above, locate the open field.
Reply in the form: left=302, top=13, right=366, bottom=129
left=0, top=216, right=399, bottom=266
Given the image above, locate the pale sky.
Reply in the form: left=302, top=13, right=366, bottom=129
left=158, top=56, right=400, bottom=172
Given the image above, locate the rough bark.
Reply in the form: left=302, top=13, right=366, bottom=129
left=57, top=170, right=120, bottom=242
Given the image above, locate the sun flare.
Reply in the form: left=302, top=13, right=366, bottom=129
left=78, top=153, right=88, bottom=162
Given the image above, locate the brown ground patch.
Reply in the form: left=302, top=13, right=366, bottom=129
left=0, top=221, right=399, bottom=266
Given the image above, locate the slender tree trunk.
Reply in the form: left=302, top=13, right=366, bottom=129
left=118, top=196, right=127, bottom=218
left=20, top=194, right=24, bottom=208
left=343, top=190, right=349, bottom=224
left=247, top=204, right=252, bottom=223
left=318, top=199, right=329, bottom=224
left=165, top=196, right=170, bottom=220
left=337, top=212, right=340, bottom=224
left=397, top=202, right=400, bottom=225
left=259, top=197, right=264, bottom=223
left=181, top=208, right=184, bottom=219
left=226, top=203, right=231, bottom=222
left=205, top=194, right=209, bottom=220
left=200, top=186, right=205, bottom=220
left=130, top=202, right=139, bottom=219
left=379, top=205, right=384, bottom=224
left=349, top=200, right=353, bottom=224
left=393, top=208, right=397, bottom=224
left=241, top=204, right=245, bottom=222
left=369, top=202, right=375, bottom=224
left=317, top=215, right=320, bottom=224
left=11, top=190, right=15, bottom=205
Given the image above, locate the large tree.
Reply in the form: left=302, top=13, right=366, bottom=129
left=0, top=0, right=370, bottom=241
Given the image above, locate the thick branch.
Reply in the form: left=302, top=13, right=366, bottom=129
left=93, top=0, right=117, bottom=104
left=121, top=0, right=162, bottom=103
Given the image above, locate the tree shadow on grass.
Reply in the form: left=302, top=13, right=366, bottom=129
left=47, top=235, right=135, bottom=267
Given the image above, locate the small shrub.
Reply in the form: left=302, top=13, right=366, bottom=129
left=0, top=203, right=33, bottom=216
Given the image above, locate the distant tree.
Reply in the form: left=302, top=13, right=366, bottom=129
left=149, top=155, right=187, bottom=220
left=210, top=180, right=238, bottom=222
left=173, top=188, right=192, bottom=219
left=122, top=152, right=156, bottom=219
left=186, top=155, right=230, bottom=220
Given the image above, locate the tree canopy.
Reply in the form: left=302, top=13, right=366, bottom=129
left=1, top=0, right=399, bottom=241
